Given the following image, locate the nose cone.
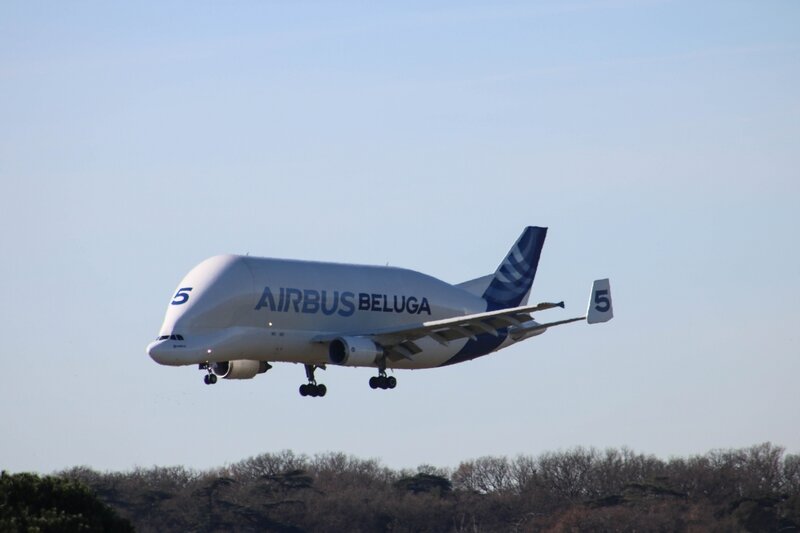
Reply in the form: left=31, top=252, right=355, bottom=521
left=147, top=340, right=170, bottom=365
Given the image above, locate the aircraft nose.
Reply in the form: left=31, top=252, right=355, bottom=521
left=147, top=340, right=168, bottom=363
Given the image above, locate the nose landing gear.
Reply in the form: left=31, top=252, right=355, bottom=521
left=199, top=363, right=217, bottom=385
left=299, top=364, right=327, bottom=397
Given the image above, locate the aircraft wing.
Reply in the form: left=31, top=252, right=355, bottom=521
left=313, top=301, right=565, bottom=361
left=507, top=316, right=586, bottom=341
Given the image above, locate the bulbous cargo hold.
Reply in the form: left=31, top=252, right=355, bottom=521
left=157, top=254, right=257, bottom=336
left=157, top=253, right=483, bottom=338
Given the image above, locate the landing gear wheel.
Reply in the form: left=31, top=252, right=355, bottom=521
left=299, top=364, right=327, bottom=397
left=369, top=371, right=397, bottom=390
left=201, top=362, right=217, bottom=385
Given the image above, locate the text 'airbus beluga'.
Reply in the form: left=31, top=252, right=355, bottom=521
left=146, top=227, right=613, bottom=397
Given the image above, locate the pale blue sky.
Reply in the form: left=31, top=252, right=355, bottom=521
left=1, top=1, right=798, bottom=473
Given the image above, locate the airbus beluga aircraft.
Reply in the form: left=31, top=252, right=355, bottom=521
left=147, top=227, right=613, bottom=397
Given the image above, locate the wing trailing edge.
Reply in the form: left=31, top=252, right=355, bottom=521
left=312, top=301, right=565, bottom=360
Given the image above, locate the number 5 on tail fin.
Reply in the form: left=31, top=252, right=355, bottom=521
left=587, top=279, right=614, bottom=324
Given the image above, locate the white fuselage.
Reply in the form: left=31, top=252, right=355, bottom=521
left=147, top=255, right=522, bottom=370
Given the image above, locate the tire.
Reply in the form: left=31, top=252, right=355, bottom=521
left=387, top=376, right=397, bottom=389
left=299, top=384, right=308, bottom=396
left=317, top=384, right=327, bottom=397
left=209, top=374, right=218, bottom=384
left=369, top=377, right=378, bottom=389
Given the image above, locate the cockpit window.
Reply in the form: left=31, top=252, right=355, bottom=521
left=156, top=334, right=185, bottom=341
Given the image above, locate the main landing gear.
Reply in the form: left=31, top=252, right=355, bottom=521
left=199, top=363, right=217, bottom=385
left=299, top=364, right=326, bottom=397
left=369, top=369, right=396, bottom=390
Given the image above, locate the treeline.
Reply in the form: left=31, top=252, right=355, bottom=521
left=0, top=470, right=133, bottom=532
left=42, top=443, right=800, bottom=532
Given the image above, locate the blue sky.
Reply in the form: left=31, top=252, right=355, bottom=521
left=1, top=1, right=798, bottom=473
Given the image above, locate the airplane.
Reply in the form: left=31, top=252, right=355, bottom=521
left=146, top=226, right=613, bottom=397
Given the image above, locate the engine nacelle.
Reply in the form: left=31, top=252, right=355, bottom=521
left=329, top=336, right=382, bottom=367
left=212, top=360, right=271, bottom=379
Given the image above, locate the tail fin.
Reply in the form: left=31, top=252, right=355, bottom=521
left=482, top=226, right=547, bottom=310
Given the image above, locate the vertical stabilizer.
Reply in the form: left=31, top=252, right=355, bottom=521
left=482, top=226, right=547, bottom=311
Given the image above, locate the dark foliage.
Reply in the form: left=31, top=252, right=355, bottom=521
left=48, top=442, right=800, bottom=532
left=0, top=471, right=133, bottom=532
left=394, top=473, right=452, bottom=495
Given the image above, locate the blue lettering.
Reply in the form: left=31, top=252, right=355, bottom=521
left=285, top=288, right=302, bottom=312
left=418, top=297, right=431, bottom=315
left=302, top=289, right=320, bottom=314
left=321, top=290, right=339, bottom=316
left=339, top=292, right=355, bottom=317
left=253, top=286, right=429, bottom=317
left=277, top=287, right=285, bottom=312
left=371, top=293, right=381, bottom=311
left=254, top=287, right=276, bottom=310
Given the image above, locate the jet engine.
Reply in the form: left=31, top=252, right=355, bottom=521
left=328, top=336, right=382, bottom=366
left=211, top=360, right=271, bottom=379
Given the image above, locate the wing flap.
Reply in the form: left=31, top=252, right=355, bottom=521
left=509, top=316, right=586, bottom=340
left=375, top=301, right=564, bottom=346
